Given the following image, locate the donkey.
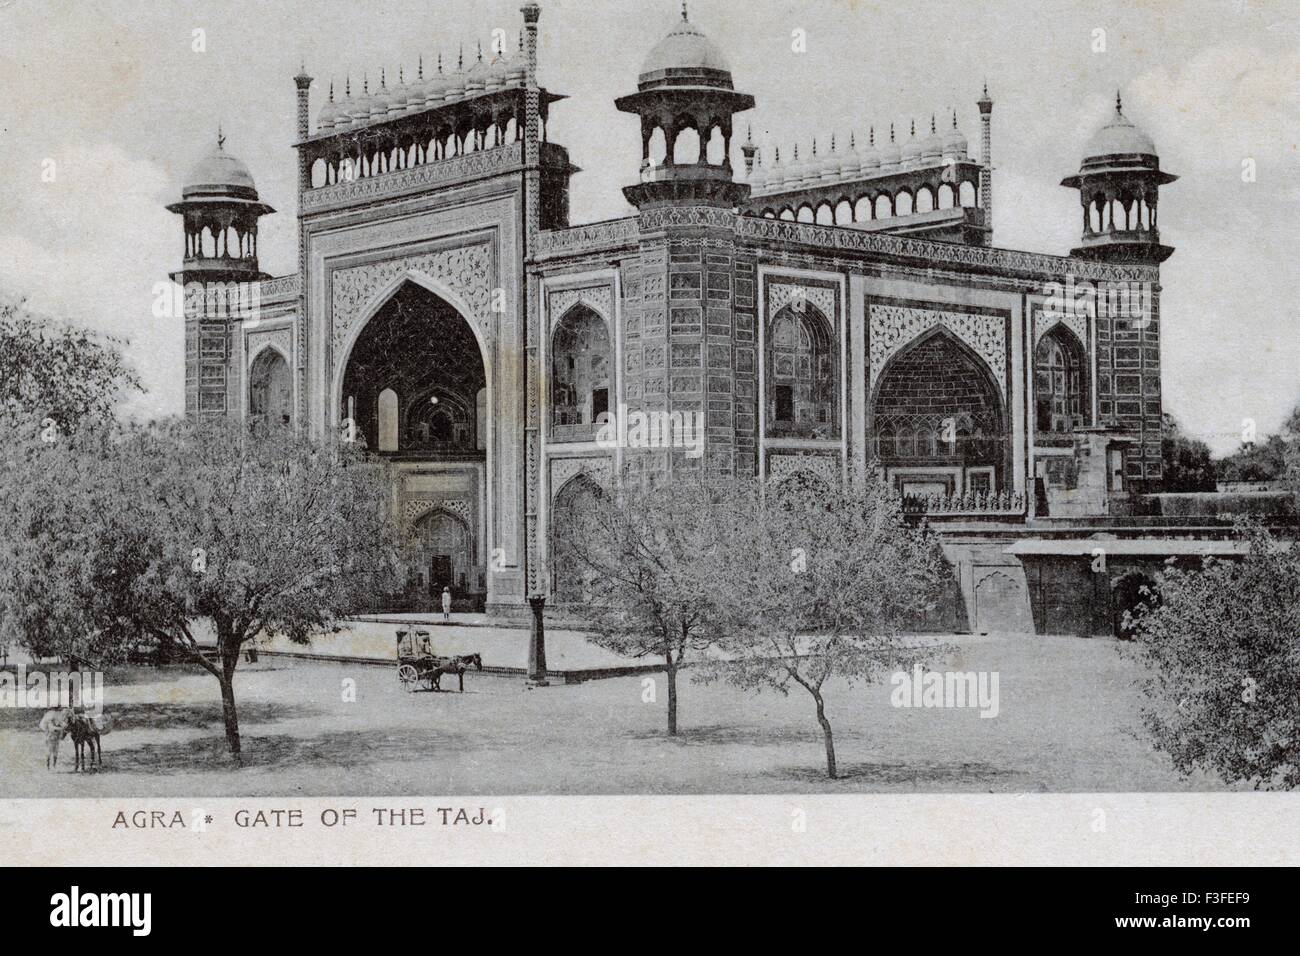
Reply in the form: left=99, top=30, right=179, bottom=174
left=431, top=654, right=483, bottom=693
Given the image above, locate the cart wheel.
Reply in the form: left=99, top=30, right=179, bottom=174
left=398, top=664, right=420, bottom=692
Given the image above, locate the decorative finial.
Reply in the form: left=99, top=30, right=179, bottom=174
left=849, top=131, right=856, bottom=150
left=380, top=67, right=386, bottom=89
left=399, top=65, right=405, bottom=84
left=477, top=40, right=483, bottom=62
left=345, top=75, right=351, bottom=97
left=952, top=108, right=958, bottom=129
left=363, top=72, right=369, bottom=94
left=418, top=55, right=423, bottom=80
left=438, top=52, right=444, bottom=74
left=910, top=119, right=916, bottom=137
left=458, top=45, right=464, bottom=70
left=774, top=146, right=781, bottom=163
left=518, top=31, right=524, bottom=52
left=1116, top=89, right=1123, bottom=113
left=869, top=125, right=875, bottom=146
left=890, top=123, right=895, bottom=143
left=830, top=132, right=837, bottom=151
left=811, top=137, right=817, bottom=156
left=217, top=124, right=225, bottom=150
left=681, top=2, right=689, bottom=21
left=793, top=143, right=799, bottom=160
left=328, top=81, right=334, bottom=103
left=931, top=114, right=937, bottom=134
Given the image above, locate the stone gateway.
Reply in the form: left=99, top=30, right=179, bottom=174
left=166, top=4, right=1185, bottom=635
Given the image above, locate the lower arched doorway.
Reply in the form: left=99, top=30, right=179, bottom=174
left=410, top=509, right=474, bottom=605
left=1111, top=569, right=1157, bottom=640
left=550, top=474, right=605, bottom=604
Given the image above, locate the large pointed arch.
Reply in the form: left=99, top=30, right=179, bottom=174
left=869, top=326, right=1008, bottom=492
left=336, top=277, right=489, bottom=457
left=332, top=268, right=491, bottom=430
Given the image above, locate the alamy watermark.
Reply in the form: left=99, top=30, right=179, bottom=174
left=890, top=665, right=1000, bottom=718
left=0, top=665, right=103, bottom=715
left=594, top=403, right=705, bottom=458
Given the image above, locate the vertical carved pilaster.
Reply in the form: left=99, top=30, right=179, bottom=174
left=521, top=2, right=543, bottom=598
left=294, top=68, right=313, bottom=432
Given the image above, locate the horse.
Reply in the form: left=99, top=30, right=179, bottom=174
left=430, top=654, right=482, bottom=693
left=64, top=713, right=112, bottom=772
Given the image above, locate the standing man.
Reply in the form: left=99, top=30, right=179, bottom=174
left=39, top=708, right=67, bottom=770
left=441, top=586, right=452, bottom=624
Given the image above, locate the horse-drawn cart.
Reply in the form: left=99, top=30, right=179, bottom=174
left=395, top=628, right=482, bottom=693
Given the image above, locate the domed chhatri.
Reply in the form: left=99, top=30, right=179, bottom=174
left=637, top=1, right=734, bottom=90
left=1061, top=91, right=1177, bottom=263
left=180, top=129, right=264, bottom=204
left=1083, top=91, right=1157, bottom=161
left=167, top=128, right=274, bottom=277
left=615, top=3, right=755, bottom=209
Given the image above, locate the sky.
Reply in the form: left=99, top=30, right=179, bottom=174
left=0, top=0, right=1296, bottom=455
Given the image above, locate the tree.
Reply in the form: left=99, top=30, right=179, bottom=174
left=1282, top=403, right=1300, bottom=493
left=1215, top=434, right=1288, bottom=483
left=0, top=292, right=142, bottom=431
left=698, top=473, right=952, bottom=779
left=1126, top=525, right=1300, bottom=789
left=555, top=477, right=726, bottom=735
left=1160, top=413, right=1215, bottom=492
left=0, top=417, right=403, bottom=758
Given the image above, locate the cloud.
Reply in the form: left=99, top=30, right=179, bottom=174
left=0, top=142, right=183, bottom=421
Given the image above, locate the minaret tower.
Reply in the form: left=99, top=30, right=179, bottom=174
left=166, top=130, right=274, bottom=420
left=977, top=82, right=993, bottom=241
left=1061, top=91, right=1177, bottom=263
left=613, top=3, right=756, bottom=481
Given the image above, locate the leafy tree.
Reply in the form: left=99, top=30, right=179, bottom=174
left=1283, top=403, right=1300, bottom=493
left=698, top=474, right=952, bottom=779
left=556, top=477, right=726, bottom=735
left=0, top=293, right=141, bottom=431
left=1215, top=434, right=1288, bottom=483
left=1126, top=525, right=1300, bottom=789
left=1160, top=414, right=1215, bottom=492
left=0, top=417, right=403, bottom=758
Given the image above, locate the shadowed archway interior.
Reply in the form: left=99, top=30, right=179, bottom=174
left=340, top=281, right=486, bottom=458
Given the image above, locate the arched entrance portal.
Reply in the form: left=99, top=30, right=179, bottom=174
left=411, top=509, right=473, bottom=600
left=871, top=329, right=1006, bottom=498
left=340, top=281, right=488, bottom=611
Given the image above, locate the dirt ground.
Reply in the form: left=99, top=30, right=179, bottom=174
left=0, top=633, right=1221, bottom=796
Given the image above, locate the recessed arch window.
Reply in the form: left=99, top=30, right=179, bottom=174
left=248, top=347, right=291, bottom=427
left=766, top=303, right=838, bottom=440
left=1034, top=328, right=1087, bottom=435
left=551, top=304, right=611, bottom=435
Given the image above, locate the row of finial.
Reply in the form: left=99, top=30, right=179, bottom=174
left=315, top=34, right=529, bottom=133
left=747, top=112, right=972, bottom=192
